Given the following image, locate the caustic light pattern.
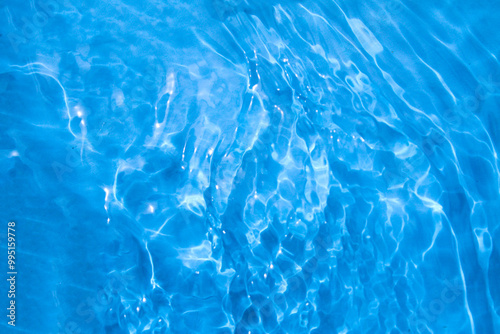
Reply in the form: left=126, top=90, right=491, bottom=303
left=1, top=0, right=500, bottom=333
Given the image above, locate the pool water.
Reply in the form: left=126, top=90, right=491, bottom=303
left=1, top=0, right=500, bottom=333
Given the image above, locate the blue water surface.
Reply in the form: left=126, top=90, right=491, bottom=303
left=1, top=0, right=500, bottom=333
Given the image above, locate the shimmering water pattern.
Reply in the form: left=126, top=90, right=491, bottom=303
left=1, top=0, right=500, bottom=333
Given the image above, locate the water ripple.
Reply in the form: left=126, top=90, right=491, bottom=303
left=1, top=0, right=500, bottom=333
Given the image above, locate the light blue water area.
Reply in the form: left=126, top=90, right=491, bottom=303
left=1, top=0, right=500, bottom=333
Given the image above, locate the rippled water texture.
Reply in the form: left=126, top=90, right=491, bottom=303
left=1, top=0, right=500, bottom=333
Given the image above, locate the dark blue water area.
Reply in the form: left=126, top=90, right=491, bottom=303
left=1, top=0, right=500, bottom=333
